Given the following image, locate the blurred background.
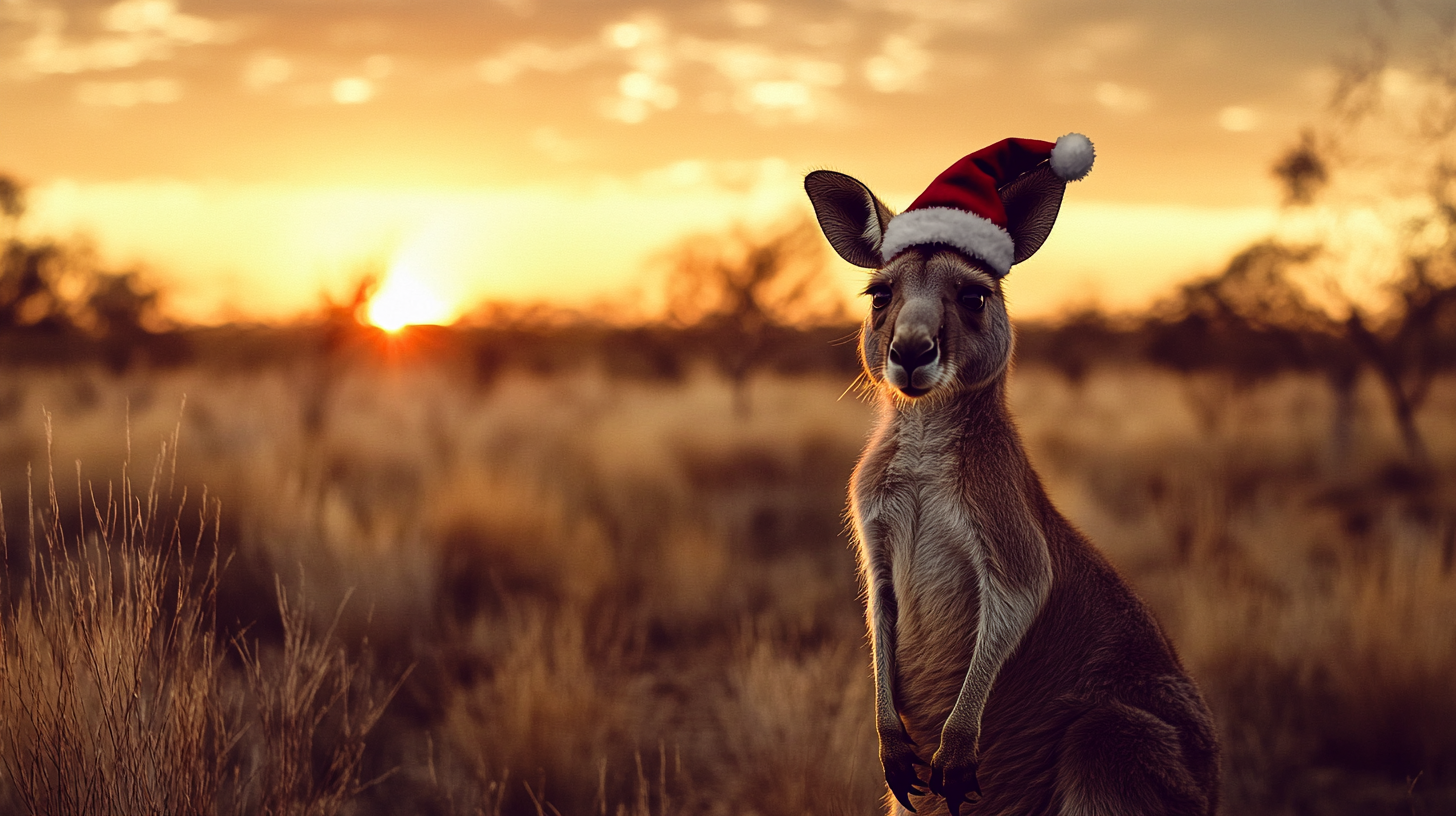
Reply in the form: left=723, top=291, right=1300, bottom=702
left=2, top=1, right=1456, bottom=815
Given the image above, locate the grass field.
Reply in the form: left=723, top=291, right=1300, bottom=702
left=2, top=354, right=1454, bottom=815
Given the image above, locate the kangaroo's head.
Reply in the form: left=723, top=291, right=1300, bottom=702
left=805, top=137, right=1092, bottom=402
left=856, top=245, right=1011, bottom=400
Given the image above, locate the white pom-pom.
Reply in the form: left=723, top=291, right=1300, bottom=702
left=1050, top=133, right=1095, bottom=181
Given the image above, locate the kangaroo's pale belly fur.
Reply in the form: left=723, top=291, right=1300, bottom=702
left=871, top=423, right=983, bottom=752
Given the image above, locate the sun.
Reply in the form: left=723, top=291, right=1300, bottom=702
left=366, top=271, right=451, bottom=331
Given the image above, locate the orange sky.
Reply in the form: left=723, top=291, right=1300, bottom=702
left=0, top=0, right=1377, bottom=323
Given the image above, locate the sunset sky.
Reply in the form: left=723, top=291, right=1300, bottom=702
left=0, top=0, right=1378, bottom=323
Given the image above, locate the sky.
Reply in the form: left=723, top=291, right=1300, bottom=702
left=0, top=0, right=1377, bottom=324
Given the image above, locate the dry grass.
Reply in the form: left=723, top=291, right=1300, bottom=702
left=0, top=414, right=403, bottom=816
left=0, top=359, right=1454, bottom=814
left=0, top=419, right=234, bottom=815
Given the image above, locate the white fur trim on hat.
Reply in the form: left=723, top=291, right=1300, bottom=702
left=880, top=207, right=1015, bottom=276
left=1050, top=133, right=1095, bottom=182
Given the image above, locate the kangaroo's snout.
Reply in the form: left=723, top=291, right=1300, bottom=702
left=886, top=297, right=942, bottom=394
left=889, top=335, right=938, bottom=376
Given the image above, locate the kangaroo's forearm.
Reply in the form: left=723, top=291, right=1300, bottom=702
left=944, top=531, right=1051, bottom=751
left=868, top=576, right=902, bottom=729
left=860, top=514, right=904, bottom=732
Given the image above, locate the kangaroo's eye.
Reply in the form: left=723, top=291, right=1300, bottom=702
left=866, top=284, right=892, bottom=311
left=959, top=286, right=989, bottom=312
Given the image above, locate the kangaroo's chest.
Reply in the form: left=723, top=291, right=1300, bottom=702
left=859, top=424, right=984, bottom=622
left=869, top=426, right=982, bottom=585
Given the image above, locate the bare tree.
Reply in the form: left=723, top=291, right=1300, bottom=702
left=1344, top=247, right=1456, bottom=466
left=661, top=217, right=845, bottom=415
left=0, top=174, right=170, bottom=368
left=1234, top=2, right=1456, bottom=467
left=0, top=174, right=23, bottom=229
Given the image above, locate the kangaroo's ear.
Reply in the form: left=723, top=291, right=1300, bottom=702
left=999, top=164, right=1067, bottom=265
left=804, top=170, right=895, bottom=269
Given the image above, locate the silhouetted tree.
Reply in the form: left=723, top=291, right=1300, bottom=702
left=0, top=174, right=23, bottom=228
left=1150, top=241, right=1364, bottom=464
left=1344, top=247, right=1456, bottom=466
left=0, top=174, right=169, bottom=368
left=1272, top=130, right=1329, bottom=207
left=1195, top=2, right=1456, bottom=468
left=662, top=218, right=844, bottom=415
left=0, top=241, right=68, bottom=332
left=1150, top=242, right=1335, bottom=376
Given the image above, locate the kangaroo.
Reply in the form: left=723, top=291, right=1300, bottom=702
left=804, top=135, right=1220, bottom=816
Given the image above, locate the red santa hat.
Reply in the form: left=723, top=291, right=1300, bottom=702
left=879, top=133, right=1095, bottom=276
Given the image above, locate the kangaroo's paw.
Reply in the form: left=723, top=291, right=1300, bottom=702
left=929, top=745, right=981, bottom=816
left=880, top=727, right=929, bottom=812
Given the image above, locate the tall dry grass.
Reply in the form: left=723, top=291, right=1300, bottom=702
left=0, top=419, right=234, bottom=815
left=0, top=414, right=403, bottom=816
left=0, top=359, right=1453, bottom=814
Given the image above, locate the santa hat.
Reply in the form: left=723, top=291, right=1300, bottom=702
left=879, top=133, right=1094, bottom=276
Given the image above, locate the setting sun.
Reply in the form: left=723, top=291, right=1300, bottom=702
left=366, top=272, right=451, bottom=331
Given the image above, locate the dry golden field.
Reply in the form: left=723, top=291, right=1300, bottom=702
left=2, top=353, right=1455, bottom=815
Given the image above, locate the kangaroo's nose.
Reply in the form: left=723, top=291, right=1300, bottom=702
left=890, top=337, right=938, bottom=374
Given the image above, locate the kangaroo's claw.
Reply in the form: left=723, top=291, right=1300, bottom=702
left=928, top=756, right=981, bottom=816
left=880, top=728, right=928, bottom=812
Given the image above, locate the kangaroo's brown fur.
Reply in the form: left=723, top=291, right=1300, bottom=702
left=805, top=170, right=1220, bottom=816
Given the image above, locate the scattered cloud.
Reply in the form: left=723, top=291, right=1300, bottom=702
left=1217, top=105, right=1258, bottom=132
left=600, top=14, right=678, bottom=122
left=682, top=37, right=844, bottom=122
left=1095, top=81, right=1151, bottom=113
left=17, top=0, right=225, bottom=76
left=331, top=76, right=372, bottom=104
left=863, top=32, right=930, bottom=93
left=476, top=40, right=603, bottom=84
left=726, top=1, right=770, bottom=28
left=242, top=51, right=291, bottom=92
left=602, top=69, right=678, bottom=122
left=476, top=13, right=850, bottom=125
left=849, top=0, right=1008, bottom=29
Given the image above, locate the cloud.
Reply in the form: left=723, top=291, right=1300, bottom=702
left=863, top=32, right=930, bottom=93
left=848, top=0, right=1007, bottom=29
left=16, top=0, right=225, bottom=76
left=726, top=1, right=770, bottom=28
left=602, top=70, right=678, bottom=122
left=1217, top=105, right=1258, bottom=132
left=478, top=13, right=848, bottom=125
left=103, top=0, right=212, bottom=41
left=331, top=76, right=372, bottom=104
left=680, top=36, right=844, bottom=122
left=243, top=52, right=291, bottom=91
left=1094, top=81, right=1150, bottom=113
left=476, top=40, right=603, bottom=84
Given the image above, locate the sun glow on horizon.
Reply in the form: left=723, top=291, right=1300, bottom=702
left=366, top=219, right=471, bottom=331
left=367, top=271, right=452, bottom=331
